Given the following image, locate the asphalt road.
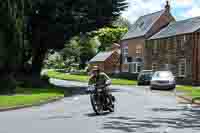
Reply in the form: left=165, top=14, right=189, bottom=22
left=0, top=79, right=200, bottom=133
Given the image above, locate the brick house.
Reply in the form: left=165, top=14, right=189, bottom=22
left=145, top=17, right=200, bottom=85
left=120, top=1, right=175, bottom=74
left=88, top=43, right=120, bottom=74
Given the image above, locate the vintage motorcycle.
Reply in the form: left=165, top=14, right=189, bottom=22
left=87, top=84, right=115, bottom=115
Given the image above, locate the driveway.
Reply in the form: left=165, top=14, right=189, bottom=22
left=0, top=79, right=200, bottom=133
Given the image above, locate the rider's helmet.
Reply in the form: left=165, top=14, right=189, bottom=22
left=91, top=66, right=100, bottom=73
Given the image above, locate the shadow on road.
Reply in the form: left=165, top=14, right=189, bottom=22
left=41, top=115, right=73, bottom=120
left=85, top=112, right=111, bottom=117
left=103, top=106, right=200, bottom=132
left=150, top=106, right=200, bottom=129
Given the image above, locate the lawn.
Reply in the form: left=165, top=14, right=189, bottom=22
left=46, top=70, right=137, bottom=85
left=176, top=86, right=194, bottom=92
left=0, top=87, right=66, bottom=109
left=176, top=86, right=200, bottom=99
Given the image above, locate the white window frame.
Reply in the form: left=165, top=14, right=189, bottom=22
left=122, top=46, right=128, bottom=64
left=178, top=59, right=186, bottom=77
left=129, top=62, right=142, bottom=73
left=183, top=35, right=186, bottom=42
left=179, top=35, right=186, bottom=50
left=123, top=46, right=128, bottom=56
left=136, top=45, right=142, bottom=55
left=123, top=56, right=128, bottom=64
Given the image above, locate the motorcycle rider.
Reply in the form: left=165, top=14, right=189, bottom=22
left=88, top=66, right=114, bottom=108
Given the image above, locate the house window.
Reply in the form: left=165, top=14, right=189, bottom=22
left=183, top=35, right=187, bottom=42
left=152, top=40, right=158, bottom=54
left=177, top=35, right=186, bottom=50
left=165, top=39, right=169, bottom=50
left=123, top=57, right=128, bottom=64
left=122, top=46, right=128, bottom=64
left=123, top=46, right=128, bottom=56
left=129, top=62, right=141, bottom=73
left=136, top=45, right=142, bottom=55
left=152, top=63, right=157, bottom=71
left=180, top=41, right=184, bottom=50
left=182, top=35, right=187, bottom=49
left=178, top=59, right=186, bottom=77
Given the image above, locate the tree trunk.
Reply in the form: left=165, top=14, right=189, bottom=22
left=31, top=47, right=47, bottom=78
left=0, top=68, right=16, bottom=94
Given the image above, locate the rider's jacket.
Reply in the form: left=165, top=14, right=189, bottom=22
left=88, top=72, right=111, bottom=86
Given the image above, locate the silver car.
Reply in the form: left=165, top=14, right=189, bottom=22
left=150, top=71, right=176, bottom=90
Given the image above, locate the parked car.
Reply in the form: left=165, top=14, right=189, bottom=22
left=137, top=70, right=154, bottom=85
left=150, top=71, right=176, bottom=90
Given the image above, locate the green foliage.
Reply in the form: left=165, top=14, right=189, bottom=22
left=25, top=0, right=128, bottom=76
left=44, top=52, right=65, bottom=69
left=56, top=25, right=127, bottom=70
left=60, top=36, right=99, bottom=70
left=0, top=0, right=29, bottom=93
left=0, top=0, right=128, bottom=91
left=27, top=0, right=128, bottom=49
left=92, top=27, right=128, bottom=51
left=79, top=37, right=97, bottom=69
left=0, top=0, right=23, bottom=70
left=113, top=16, right=132, bottom=29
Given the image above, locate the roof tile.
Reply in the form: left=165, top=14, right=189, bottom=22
left=89, top=51, right=114, bottom=63
left=122, top=10, right=164, bottom=40
left=150, top=16, right=200, bottom=39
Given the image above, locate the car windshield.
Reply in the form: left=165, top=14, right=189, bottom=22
left=153, top=71, right=173, bottom=78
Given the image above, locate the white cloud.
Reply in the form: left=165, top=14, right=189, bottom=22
left=121, top=0, right=200, bottom=23
left=185, top=6, right=200, bottom=17
left=122, top=0, right=166, bottom=23
left=172, top=0, right=193, bottom=8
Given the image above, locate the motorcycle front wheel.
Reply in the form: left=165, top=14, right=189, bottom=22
left=90, top=94, right=104, bottom=115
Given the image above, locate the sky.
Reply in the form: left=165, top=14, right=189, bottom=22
left=122, top=0, right=200, bottom=23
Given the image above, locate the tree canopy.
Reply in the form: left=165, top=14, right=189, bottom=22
left=92, top=26, right=128, bottom=51
left=0, top=0, right=128, bottom=91
left=26, top=0, right=128, bottom=76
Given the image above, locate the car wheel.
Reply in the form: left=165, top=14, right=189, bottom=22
left=150, top=87, right=154, bottom=90
left=170, top=87, right=175, bottom=90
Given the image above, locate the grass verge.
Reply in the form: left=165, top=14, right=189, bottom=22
left=0, top=86, right=67, bottom=109
left=46, top=70, right=137, bottom=85
left=176, top=86, right=200, bottom=99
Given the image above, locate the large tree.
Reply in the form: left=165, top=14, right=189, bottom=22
left=0, top=0, right=30, bottom=93
left=27, top=0, right=127, bottom=78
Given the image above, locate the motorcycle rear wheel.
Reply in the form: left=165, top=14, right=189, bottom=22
left=107, top=96, right=115, bottom=112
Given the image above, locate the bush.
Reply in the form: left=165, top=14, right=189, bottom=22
left=0, top=75, right=16, bottom=94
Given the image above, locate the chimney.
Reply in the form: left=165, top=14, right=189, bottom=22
left=165, top=0, right=170, bottom=12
